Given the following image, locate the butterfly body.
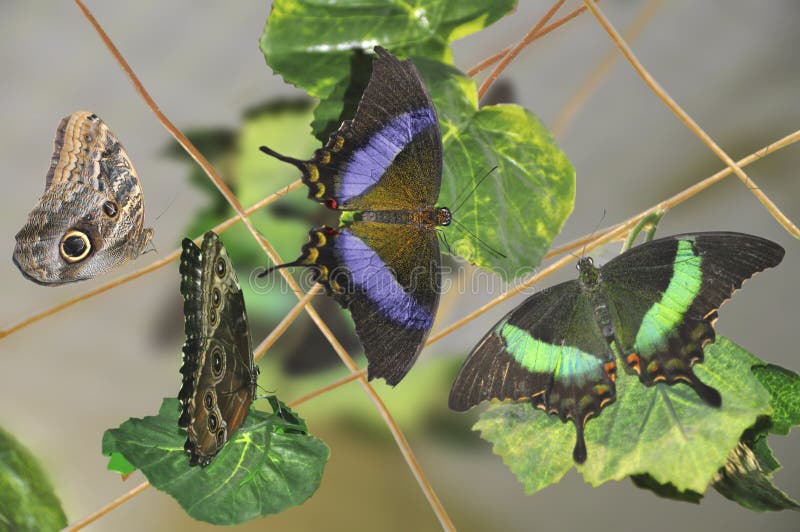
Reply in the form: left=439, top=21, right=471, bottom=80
left=179, top=232, right=258, bottom=466
left=13, top=111, right=153, bottom=285
left=261, top=47, right=446, bottom=385
left=450, top=232, right=784, bottom=463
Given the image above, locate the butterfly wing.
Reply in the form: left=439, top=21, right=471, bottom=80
left=289, top=222, right=440, bottom=385
left=600, top=232, right=784, bottom=406
left=13, top=111, right=153, bottom=284
left=338, top=221, right=440, bottom=384
left=298, top=47, right=442, bottom=210
left=449, top=281, right=617, bottom=463
left=179, top=232, right=257, bottom=466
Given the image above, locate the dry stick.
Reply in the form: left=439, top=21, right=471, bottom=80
left=0, top=180, right=302, bottom=340
left=477, top=0, right=567, bottom=99
left=253, top=284, right=322, bottom=361
left=427, top=221, right=634, bottom=346
left=64, top=481, right=151, bottom=532
left=582, top=0, right=800, bottom=238
left=466, top=3, right=592, bottom=77
left=76, top=2, right=454, bottom=528
left=552, top=0, right=663, bottom=137
left=75, top=0, right=270, bottom=249
left=426, top=128, right=800, bottom=346
left=289, top=369, right=367, bottom=408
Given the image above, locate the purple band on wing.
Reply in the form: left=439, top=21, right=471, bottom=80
left=335, top=230, right=433, bottom=330
left=338, top=106, right=436, bottom=202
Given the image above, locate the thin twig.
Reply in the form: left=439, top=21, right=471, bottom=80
left=253, top=284, right=322, bottom=361
left=288, top=369, right=367, bottom=408
left=477, top=0, right=567, bottom=99
left=0, top=180, right=302, bottom=340
left=582, top=0, right=800, bottom=238
left=76, top=2, right=454, bottom=528
left=552, top=0, right=663, bottom=137
left=467, top=3, right=593, bottom=77
left=64, top=481, right=151, bottom=531
left=427, top=127, right=800, bottom=345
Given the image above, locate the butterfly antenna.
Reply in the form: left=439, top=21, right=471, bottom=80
left=259, top=145, right=306, bottom=171
left=437, top=229, right=453, bottom=255
left=451, top=218, right=506, bottom=259
left=580, top=208, right=607, bottom=258
left=451, top=166, right=498, bottom=215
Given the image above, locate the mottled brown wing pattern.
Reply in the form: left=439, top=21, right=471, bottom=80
left=13, top=111, right=153, bottom=285
left=179, top=232, right=258, bottom=466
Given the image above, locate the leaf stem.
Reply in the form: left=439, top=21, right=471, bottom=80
left=622, top=210, right=665, bottom=252
left=64, top=481, right=151, bottom=531
left=582, top=0, right=800, bottom=238
left=477, top=0, right=567, bottom=100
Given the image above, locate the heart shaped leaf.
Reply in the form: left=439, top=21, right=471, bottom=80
left=103, top=398, right=329, bottom=525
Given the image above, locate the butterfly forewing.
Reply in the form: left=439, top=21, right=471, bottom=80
left=319, top=46, right=442, bottom=211
left=599, top=232, right=785, bottom=405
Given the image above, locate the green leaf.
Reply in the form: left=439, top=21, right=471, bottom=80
left=474, top=336, right=772, bottom=495
left=706, top=363, right=800, bottom=511
left=102, top=398, right=329, bottom=525
left=712, top=442, right=800, bottom=512
left=440, top=103, right=575, bottom=278
left=106, top=452, right=136, bottom=476
left=0, top=426, right=67, bottom=531
left=260, top=0, right=516, bottom=99
left=752, top=363, right=800, bottom=435
left=630, top=474, right=703, bottom=504
left=419, top=60, right=574, bottom=278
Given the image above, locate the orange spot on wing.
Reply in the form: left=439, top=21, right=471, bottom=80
left=604, top=361, right=617, bottom=381
left=626, top=353, right=641, bottom=373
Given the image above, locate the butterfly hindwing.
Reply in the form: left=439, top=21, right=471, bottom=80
left=179, top=232, right=258, bottom=466
left=14, top=111, right=153, bottom=285
left=600, top=232, right=785, bottom=405
left=290, top=221, right=440, bottom=385
left=336, top=221, right=440, bottom=384
left=449, top=281, right=617, bottom=463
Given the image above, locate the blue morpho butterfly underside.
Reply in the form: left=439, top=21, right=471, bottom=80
left=259, top=46, right=450, bottom=386
left=449, top=232, right=784, bottom=463
left=179, top=231, right=259, bottom=466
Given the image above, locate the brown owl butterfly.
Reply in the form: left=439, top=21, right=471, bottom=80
left=13, top=111, right=153, bottom=285
left=178, top=231, right=259, bottom=466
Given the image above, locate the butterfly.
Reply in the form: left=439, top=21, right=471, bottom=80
left=449, top=232, right=784, bottom=463
left=13, top=111, right=153, bottom=285
left=179, top=231, right=259, bottom=466
left=259, top=46, right=449, bottom=385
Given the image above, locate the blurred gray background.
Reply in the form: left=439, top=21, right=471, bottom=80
left=1, top=1, right=798, bottom=530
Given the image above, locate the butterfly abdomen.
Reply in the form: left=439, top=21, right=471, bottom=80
left=357, top=208, right=447, bottom=228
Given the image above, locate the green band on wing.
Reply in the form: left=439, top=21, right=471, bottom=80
left=634, top=239, right=702, bottom=353
left=499, top=323, right=603, bottom=385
